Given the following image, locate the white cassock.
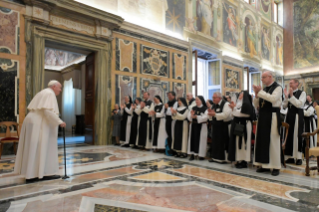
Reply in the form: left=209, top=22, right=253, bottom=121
left=232, top=100, right=252, bottom=162
left=152, top=103, right=167, bottom=149
left=14, top=88, right=63, bottom=179
left=304, top=103, right=317, bottom=148
left=187, top=106, right=208, bottom=158
left=188, top=99, right=196, bottom=111
left=283, top=90, right=306, bottom=160
left=131, top=104, right=142, bottom=146
left=253, top=86, right=282, bottom=169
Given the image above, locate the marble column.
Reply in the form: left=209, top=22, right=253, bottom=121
left=32, top=34, right=45, bottom=96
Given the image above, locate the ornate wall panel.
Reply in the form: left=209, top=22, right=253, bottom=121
left=172, top=53, right=186, bottom=80
left=115, top=38, right=137, bottom=72
left=140, top=78, right=170, bottom=103
left=141, top=45, right=169, bottom=78
left=115, top=75, right=137, bottom=105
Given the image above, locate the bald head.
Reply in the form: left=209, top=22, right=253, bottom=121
left=261, top=71, right=274, bottom=86
left=186, top=92, right=194, bottom=101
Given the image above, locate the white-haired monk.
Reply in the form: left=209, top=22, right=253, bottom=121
left=14, top=80, right=66, bottom=183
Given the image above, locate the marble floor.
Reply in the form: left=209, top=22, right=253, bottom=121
left=0, top=146, right=319, bottom=212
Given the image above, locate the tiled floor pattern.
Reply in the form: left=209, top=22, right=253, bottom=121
left=0, top=146, right=318, bottom=212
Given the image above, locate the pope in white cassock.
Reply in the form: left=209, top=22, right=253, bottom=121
left=14, top=80, right=66, bottom=182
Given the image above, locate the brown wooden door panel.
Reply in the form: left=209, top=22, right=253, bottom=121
left=85, top=53, right=95, bottom=145
left=312, top=88, right=319, bottom=101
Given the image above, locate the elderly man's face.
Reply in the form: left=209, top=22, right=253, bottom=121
left=212, top=94, right=221, bottom=105
left=186, top=93, right=193, bottom=101
left=52, top=83, right=62, bottom=96
left=289, top=80, right=298, bottom=90
left=261, top=73, right=272, bottom=85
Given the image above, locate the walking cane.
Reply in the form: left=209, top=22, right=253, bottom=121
left=62, top=128, right=69, bottom=179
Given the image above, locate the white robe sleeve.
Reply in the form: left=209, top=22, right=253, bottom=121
left=232, top=107, right=250, bottom=117
left=173, top=109, right=189, bottom=120
left=156, top=106, right=165, bottom=118
left=44, top=109, right=63, bottom=126
left=197, top=110, right=208, bottom=123
left=288, top=91, right=306, bottom=109
left=142, top=103, right=153, bottom=113
left=257, top=87, right=282, bottom=105
left=253, top=96, right=259, bottom=108
left=304, top=106, right=315, bottom=117
left=215, top=102, right=232, bottom=121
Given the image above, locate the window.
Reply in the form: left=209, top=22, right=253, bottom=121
left=244, top=0, right=249, bottom=3
left=207, top=60, right=221, bottom=99
left=274, top=3, right=278, bottom=24
left=278, top=2, right=283, bottom=26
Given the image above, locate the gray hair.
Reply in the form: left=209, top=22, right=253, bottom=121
left=263, top=70, right=274, bottom=79
left=48, top=80, right=60, bottom=87
left=213, top=92, right=222, bottom=98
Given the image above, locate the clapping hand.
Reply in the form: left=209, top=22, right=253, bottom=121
left=191, top=110, right=197, bottom=119
left=140, top=102, right=145, bottom=108
left=228, top=101, right=235, bottom=109
left=164, top=103, right=169, bottom=109
left=207, top=109, right=216, bottom=117
left=283, top=88, right=288, bottom=98
left=149, top=110, right=155, bottom=116
left=131, top=104, right=136, bottom=110
left=120, top=104, right=125, bottom=110
left=170, top=108, right=176, bottom=114
left=253, top=85, right=262, bottom=96
left=289, top=87, right=293, bottom=97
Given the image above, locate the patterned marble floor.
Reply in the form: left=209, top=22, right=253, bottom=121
left=0, top=146, right=318, bottom=212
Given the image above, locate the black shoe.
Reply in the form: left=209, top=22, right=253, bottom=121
left=208, top=159, right=214, bottom=163
left=175, top=154, right=180, bottom=158
left=296, top=159, right=302, bottom=165
left=25, top=178, right=39, bottom=184
left=121, top=144, right=130, bottom=147
left=235, top=161, right=247, bottom=169
left=271, top=169, right=280, bottom=176
left=256, top=168, right=270, bottom=173
left=189, top=155, right=195, bottom=161
left=41, top=175, right=61, bottom=181
left=114, top=143, right=120, bottom=146
left=131, top=145, right=139, bottom=149
left=285, top=158, right=295, bottom=164
left=199, top=157, right=205, bottom=161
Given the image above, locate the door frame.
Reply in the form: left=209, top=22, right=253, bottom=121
left=25, top=24, right=113, bottom=145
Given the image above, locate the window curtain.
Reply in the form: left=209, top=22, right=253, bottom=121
left=62, top=79, right=76, bottom=132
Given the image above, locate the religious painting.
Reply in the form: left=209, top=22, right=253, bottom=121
left=244, top=16, right=257, bottom=58
left=141, top=45, right=169, bottom=77
left=140, top=78, right=170, bottom=103
left=225, top=68, right=240, bottom=89
left=0, top=58, right=19, bottom=122
left=115, top=75, right=137, bottom=105
left=0, top=7, right=20, bottom=55
left=44, top=48, right=85, bottom=69
left=222, top=2, right=238, bottom=47
left=173, top=82, right=186, bottom=98
left=115, top=38, right=137, bottom=73
left=166, top=0, right=185, bottom=36
left=293, top=0, right=319, bottom=68
left=259, top=0, right=271, bottom=20
left=261, top=24, right=271, bottom=61
left=172, top=53, right=186, bottom=80
left=276, top=35, right=283, bottom=66
left=196, top=0, right=214, bottom=37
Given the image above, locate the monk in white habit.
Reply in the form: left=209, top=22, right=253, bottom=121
left=14, top=80, right=66, bottom=182
left=253, top=71, right=282, bottom=176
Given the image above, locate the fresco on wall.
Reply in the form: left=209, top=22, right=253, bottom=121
left=244, top=16, right=257, bottom=58
left=196, top=0, right=214, bottom=36
left=166, top=0, right=186, bottom=36
left=0, top=7, right=20, bottom=55
left=116, top=38, right=137, bottom=72
left=0, top=59, right=18, bottom=122
left=225, top=69, right=240, bottom=89
left=44, top=48, right=85, bottom=68
left=115, top=75, right=137, bottom=105
left=140, top=78, right=170, bottom=103
left=261, top=24, right=271, bottom=60
left=172, top=53, right=186, bottom=80
left=276, top=35, right=283, bottom=66
left=173, top=82, right=186, bottom=98
left=259, top=0, right=271, bottom=20
left=293, top=0, right=319, bottom=68
left=222, top=2, right=238, bottom=47
left=141, top=45, right=169, bottom=77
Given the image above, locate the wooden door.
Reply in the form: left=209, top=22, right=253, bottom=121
left=312, top=88, right=319, bottom=101
left=85, top=53, right=95, bottom=145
